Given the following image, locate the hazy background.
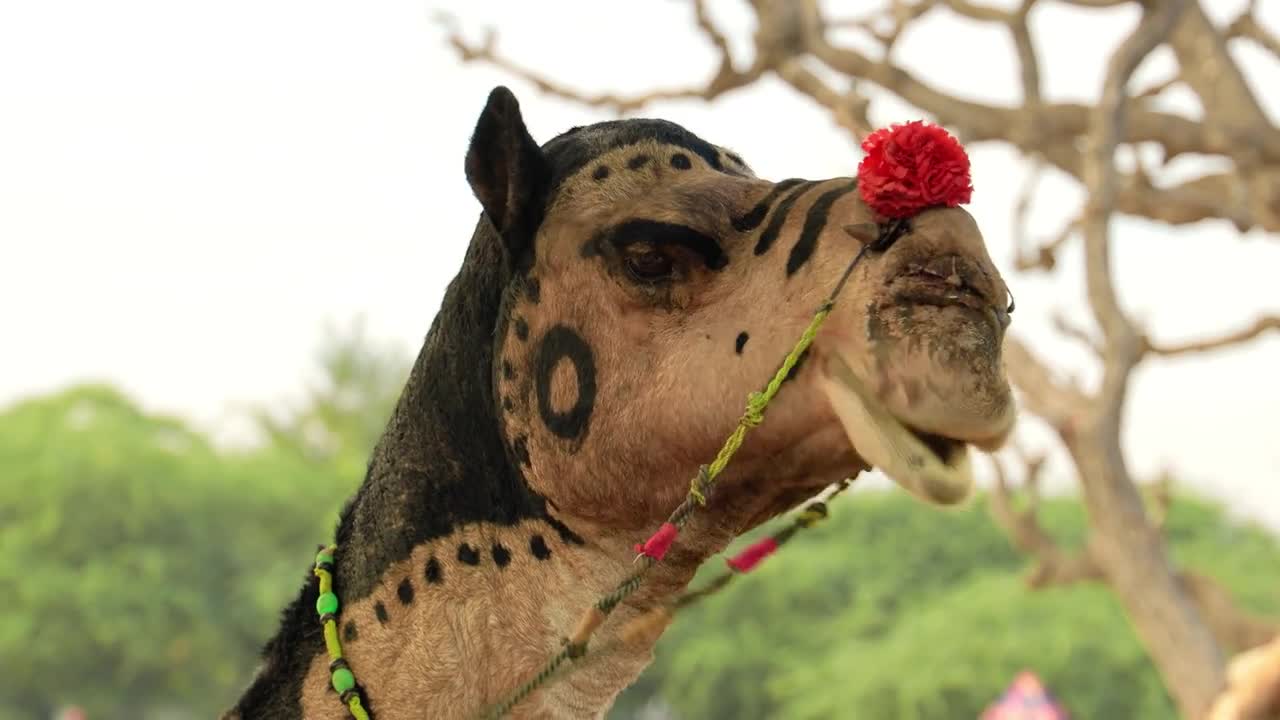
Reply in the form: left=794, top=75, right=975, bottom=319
left=2, top=2, right=1279, bottom=719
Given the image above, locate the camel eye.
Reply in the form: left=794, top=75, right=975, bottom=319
left=623, top=247, right=675, bottom=283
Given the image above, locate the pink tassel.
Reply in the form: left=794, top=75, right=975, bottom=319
left=634, top=522, right=679, bottom=560
left=726, top=537, right=779, bottom=573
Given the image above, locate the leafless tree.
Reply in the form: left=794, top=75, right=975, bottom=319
left=441, top=1, right=1279, bottom=717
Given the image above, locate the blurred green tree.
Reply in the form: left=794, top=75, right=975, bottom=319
left=0, top=385, right=328, bottom=718
left=252, top=317, right=410, bottom=478
left=0, top=322, right=407, bottom=719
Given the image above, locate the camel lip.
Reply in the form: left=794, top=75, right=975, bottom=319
left=886, top=253, right=1002, bottom=309
left=885, top=283, right=1005, bottom=342
left=818, top=354, right=976, bottom=506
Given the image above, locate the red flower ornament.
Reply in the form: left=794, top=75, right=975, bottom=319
left=857, top=120, right=973, bottom=219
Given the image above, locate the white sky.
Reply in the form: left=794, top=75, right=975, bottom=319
left=2, top=1, right=1278, bottom=528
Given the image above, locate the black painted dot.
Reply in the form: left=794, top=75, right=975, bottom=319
left=530, top=535, right=552, bottom=560
left=425, top=556, right=442, bottom=584
left=502, top=360, right=515, bottom=380
left=374, top=602, right=389, bottom=624
left=458, top=543, right=481, bottom=566
left=627, top=154, right=651, bottom=170
left=502, top=396, right=514, bottom=412
left=396, top=577, right=414, bottom=605
left=493, top=544, right=512, bottom=567
left=592, top=165, right=610, bottom=181
left=670, top=153, right=692, bottom=170
left=514, top=317, right=529, bottom=341
left=526, top=277, right=541, bottom=304
left=735, top=332, right=750, bottom=355
left=343, top=620, right=358, bottom=643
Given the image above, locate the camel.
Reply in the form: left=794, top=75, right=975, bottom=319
left=224, top=86, right=1016, bottom=719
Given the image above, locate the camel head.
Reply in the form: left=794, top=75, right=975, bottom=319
left=222, top=85, right=1021, bottom=720
left=471, top=86, right=1017, bottom=538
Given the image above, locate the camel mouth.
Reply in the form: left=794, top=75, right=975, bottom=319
left=817, top=353, right=976, bottom=506
left=886, top=255, right=1010, bottom=337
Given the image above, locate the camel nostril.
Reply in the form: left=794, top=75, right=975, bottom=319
left=996, top=306, right=1012, bottom=330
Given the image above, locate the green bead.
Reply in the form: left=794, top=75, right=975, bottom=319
left=315, top=550, right=334, bottom=566
left=316, top=592, right=339, bottom=615
left=331, top=667, right=356, bottom=694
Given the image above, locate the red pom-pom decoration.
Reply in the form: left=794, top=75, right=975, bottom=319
left=634, top=522, right=679, bottom=561
left=726, top=537, right=778, bottom=573
left=856, top=120, right=973, bottom=219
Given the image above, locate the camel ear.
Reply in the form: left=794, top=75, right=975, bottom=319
left=465, top=86, right=550, bottom=257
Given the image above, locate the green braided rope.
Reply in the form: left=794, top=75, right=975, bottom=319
left=484, top=647, right=574, bottom=719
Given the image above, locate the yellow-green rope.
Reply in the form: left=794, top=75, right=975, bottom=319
left=676, top=478, right=853, bottom=612
left=313, top=546, right=371, bottom=720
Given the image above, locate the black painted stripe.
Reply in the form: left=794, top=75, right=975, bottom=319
left=786, top=182, right=858, bottom=276
left=754, top=182, right=818, bottom=256
left=602, top=219, right=727, bottom=270
left=731, top=178, right=806, bottom=233
left=545, top=515, right=585, bottom=545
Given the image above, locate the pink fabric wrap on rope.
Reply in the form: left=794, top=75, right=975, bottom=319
left=726, top=537, right=779, bottom=573
left=634, top=522, right=679, bottom=560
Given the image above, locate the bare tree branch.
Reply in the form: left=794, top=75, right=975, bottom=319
left=1010, top=1, right=1042, bottom=109
left=1136, top=72, right=1183, bottom=100
left=1167, top=3, right=1280, bottom=167
left=989, top=453, right=1104, bottom=589
left=444, top=2, right=1280, bottom=234
left=833, top=0, right=936, bottom=51
left=438, top=5, right=768, bottom=115
left=1053, top=311, right=1104, bottom=357
left=1070, top=5, right=1231, bottom=716
left=1002, top=338, right=1090, bottom=428
left=1146, top=316, right=1280, bottom=357
left=991, top=458, right=1278, bottom=656
left=1014, top=215, right=1077, bottom=272
left=1079, top=0, right=1182, bottom=414
left=1055, top=0, right=1131, bottom=7
left=1227, top=7, right=1280, bottom=59
left=776, top=61, right=873, bottom=141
